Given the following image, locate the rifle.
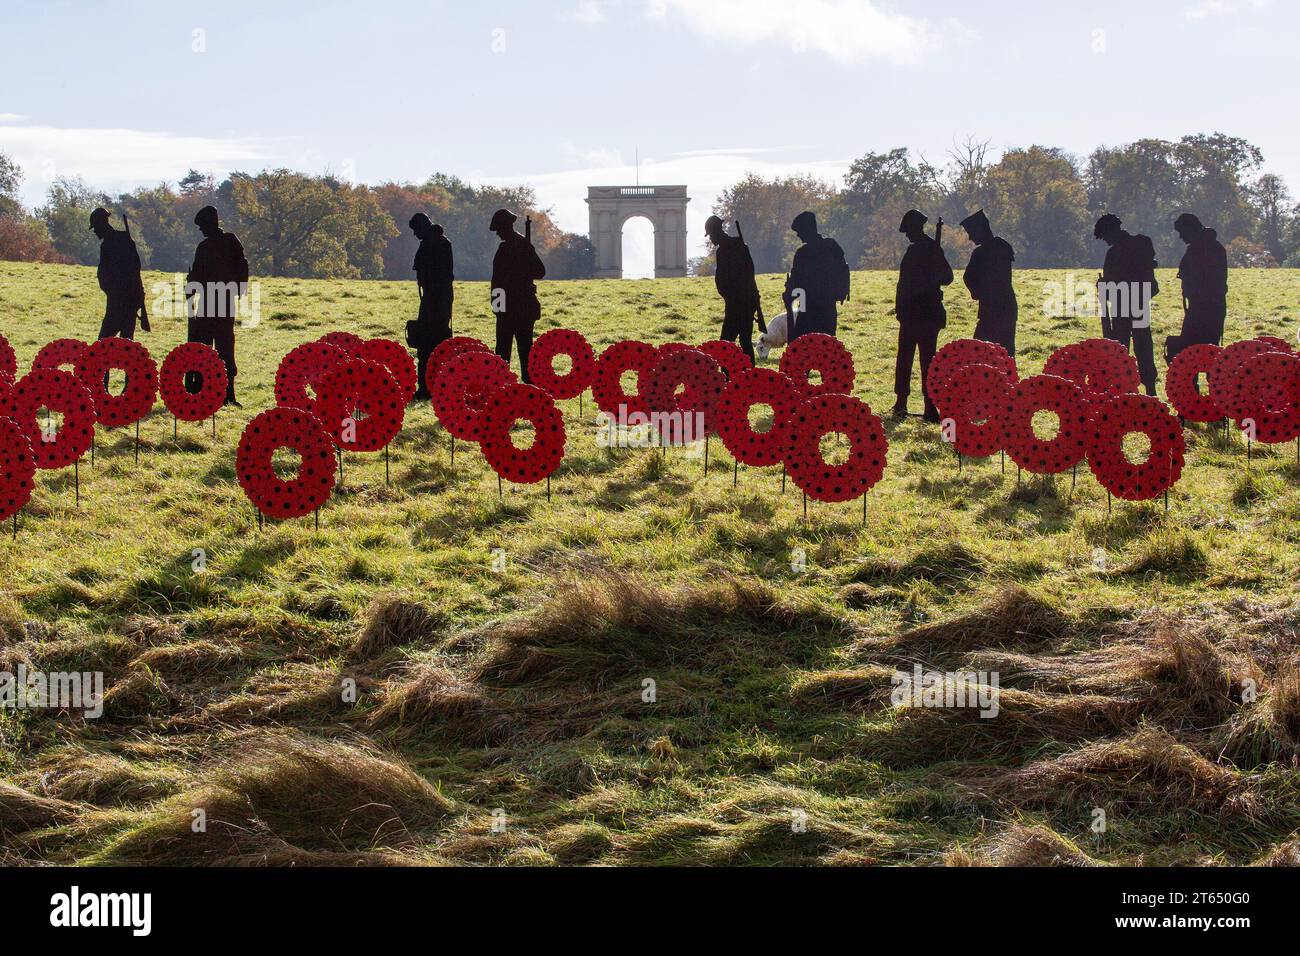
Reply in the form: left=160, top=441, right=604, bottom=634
left=934, top=217, right=944, bottom=245
left=525, top=215, right=532, bottom=243
left=1098, top=272, right=1113, bottom=340
left=122, top=213, right=150, bottom=332
left=735, top=220, right=767, bottom=335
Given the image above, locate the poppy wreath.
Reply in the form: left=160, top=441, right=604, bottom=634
left=3, top=368, right=97, bottom=469
left=779, top=333, right=856, bottom=398
left=1087, top=394, right=1185, bottom=501
left=784, top=394, right=888, bottom=503
left=425, top=336, right=491, bottom=387
left=925, top=339, right=1017, bottom=411
left=75, top=337, right=157, bottom=428
left=318, top=331, right=365, bottom=354
left=431, top=350, right=516, bottom=442
left=479, top=383, right=566, bottom=484
left=642, top=347, right=726, bottom=442
left=1165, top=344, right=1224, bottom=423
left=1000, top=374, right=1091, bottom=475
left=274, top=341, right=347, bottom=411
left=1230, top=351, right=1300, bottom=443
left=1209, top=339, right=1288, bottom=421
left=356, top=338, right=418, bottom=401
left=159, top=343, right=228, bottom=422
left=657, top=342, right=694, bottom=359
left=1042, top=339, right=1140, bottom=403
left=0, top=333, right=16, bottom=384
left=314, top=357, right=406, bottom=452
left=938, top=363, right=1012, bottom=459
left=236, top=406, right=338, bottom=519
left=527, top=328, right=596, bottom=400
left=0, top=416, right=36, bottom=522
left=33, top=338, right=90, bottom=373
left=697, top=340, right=753, bottom=382
left=592, top=340, right=659, bottom=418
left=715, top=367, right=802, bottom=467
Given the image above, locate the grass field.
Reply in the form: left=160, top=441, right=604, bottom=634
left=3, top=259, right=1300, bottom=866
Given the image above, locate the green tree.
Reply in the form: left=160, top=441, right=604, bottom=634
left=712, top=173, right=833, bottom=274
left=1250, top=173, right=1296, bottom=266
left=985, top=147, right=1091, bottom=268
left=39, top=177, right=110, bottom=265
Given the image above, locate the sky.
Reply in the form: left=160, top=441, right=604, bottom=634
left=1, top=0, right=1295, bottom=275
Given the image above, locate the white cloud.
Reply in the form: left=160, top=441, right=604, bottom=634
left=559, top=0, right=615, bottom=24
left=1185, top=0, right=1272, bottom=21
left=649, top=0, right=955, bottom=66
left=0, top=119, right=272, bottom=206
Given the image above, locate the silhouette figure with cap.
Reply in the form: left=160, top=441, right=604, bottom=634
left=894, top=209, right=953, bottom=423
left=960, top=210, right=1018, bottom=357
left=489, top=208, right=545, bottom=384
left=409, top=213, right=454, bottom=400
left=185, top=205, right=248, bottom=406
left=1094, top=214, right=1159, bottom=396
left=1170, top=213, right=1227, bottom=362
left=706, top=215, right=763, bottom=364
left=90, top=207, right=148, bottom=342
left=782, top=211, right=850, bottom=343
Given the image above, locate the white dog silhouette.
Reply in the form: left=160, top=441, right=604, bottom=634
left=755, top=312, right=790, bottom=362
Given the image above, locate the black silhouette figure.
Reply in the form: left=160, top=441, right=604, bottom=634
left=960, top=209, right=1018, bottom=357
left=186, top=206, right=248, bottom=406
left=706, top=215, right=763, bottom=364
left=1094, top=214, right=1159, bottom=396
left=409, top=213, right=455, bottom=400
left=894, top=209, right=953, bottom=423
left=1170, top=213, right=1227, bottom=361
left=90, top=207, right=148, bottom=341
left=782, top=211, right=850, bottom=342
left=489, top=208, right=545, bottom=384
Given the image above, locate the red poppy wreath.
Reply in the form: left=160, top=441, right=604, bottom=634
left=1165, top=343, right=1223, bottom=423
left=159, top=343, right=228, bottom=422
left=274, top=340, right=347, bottom=411
left=1000, top=374, right=1091, bottom=475
left=479, top=383, right=566, bottom=484
left=1042, top=339, right=1140, bottom=403
left=926, top=339, right=1017, bottom=411
left=715, top=367, right=802, bottom=468
left=314, top=357, right=406, bottom=451
left=784, top=394, right=888, bottom=503
left=2, top=367, right=97, bottom=469
left=75, top=337, right=157, bottom=428
left=1086, top=394, right=1185, bottom=501
left=592, top=340, right=659, bottom=419
left=356, top=338, right=418, bottom=401
left=937, top=362, right=1012, bottom=459
left=431, top=350, right=516, bottom=442
left=0, top=415, right=36, bottom=522
left=527, top=329, right=596, bottom=400
left=779, top=333, right=856, bottom=398
left=236, top=406, right=338, bottom=519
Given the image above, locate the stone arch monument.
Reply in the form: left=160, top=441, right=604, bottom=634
left=586, top=185, right=690, bottom=278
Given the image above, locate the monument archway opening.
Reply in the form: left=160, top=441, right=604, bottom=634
left=587, top=185, right=690, bottom=279
left=620, top=214, right=655, bottom=280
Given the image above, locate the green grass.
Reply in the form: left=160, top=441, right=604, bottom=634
left=2, top=260, right=1300, bottom=866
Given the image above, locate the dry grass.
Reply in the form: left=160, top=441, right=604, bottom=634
left=94, top=731, right=453, bottom=864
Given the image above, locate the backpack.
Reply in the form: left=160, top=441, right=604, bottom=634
left=828, top=240, right=851, bottom=303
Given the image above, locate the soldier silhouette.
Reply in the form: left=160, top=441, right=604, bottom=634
left=90, top=207, right=148, bottom=341
left=782, top=211, right=850, bottom=342
left=894, top=209, right=953, bottom=422
left=960, top=210, right=1018, bottom=357
left=706, top=215, right=763, bottom=364
left=1094, top=214, right=1159, bottom=396
left=1170, top=213, right=1227, bottom=361
left=489, top=208, right=545, bottom=384
left=185, top=206, right=248, bottom=406
left=409, top=213, right=454, bottom=400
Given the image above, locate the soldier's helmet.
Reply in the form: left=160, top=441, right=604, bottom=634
left=489, top=209, right=517, bottom=232
left=960, top=209, right=990, bottom=235
left=704, top=215, right=725, bottom=237
left=194, top=205, right=219, bottom=229
left=790, top=210, right=818, bottom=234
left=1094, top=214, right=1122, bottom=239
left=1173, top=213, right=1203, bottom=235
left=409, top=212, right=432, bottom=231
left=88, top=207, right=111, bottom=231
left=899, top=210, right=928, bottom=234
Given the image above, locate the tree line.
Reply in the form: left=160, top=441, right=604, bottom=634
left=0, top=162, right=596, bottom=280
left=1, top=131, right=1296, bottom=276
left=702, top=132, right=1297, bottom=275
